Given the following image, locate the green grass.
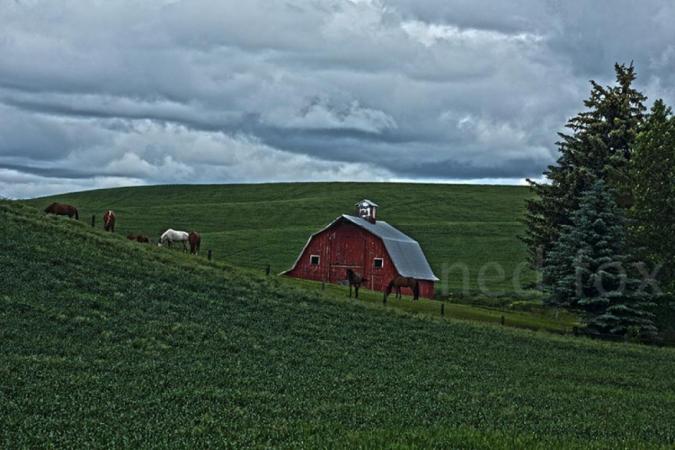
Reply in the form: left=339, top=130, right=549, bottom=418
left=283, top=277, right=578, bottom=335
left=2, top=201, right=675, bottom=448
left=27, top=182, right=536, bottom=293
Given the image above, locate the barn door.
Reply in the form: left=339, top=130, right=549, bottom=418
left=328, top=228, right=364, bottom=284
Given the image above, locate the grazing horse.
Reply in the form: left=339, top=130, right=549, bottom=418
left=128, top=233, right=150, bottom=243
left=384, top=276, right=420, bottom=301
left=159, top=229, right=189, bottom=252
left=103, top=210, right=116, bottom=232
left=44, top=202, right=79, bottom=220
left=346, top=268, right=367, bottom=299
left=188, top=231, right=201, bottom=255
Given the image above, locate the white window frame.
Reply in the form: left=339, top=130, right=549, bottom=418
left=373, top=257, right=384, bottom=269
left=310, top=254, right=321, bottom=266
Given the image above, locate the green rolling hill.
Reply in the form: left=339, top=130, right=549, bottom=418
left=27, top=182, right=536, bottom=294
left=3, top=200, right=675, bottom=448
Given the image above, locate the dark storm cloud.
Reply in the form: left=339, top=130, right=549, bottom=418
left=0, top=163, right=103, bottom=179
left=0, top=0, right=674, bottom=198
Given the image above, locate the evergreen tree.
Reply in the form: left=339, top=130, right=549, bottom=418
left=524, top=63, right=647, bottom=270
left=630, top=99, right=675, bottom=293
left=544, top=181, right=657, bottom=339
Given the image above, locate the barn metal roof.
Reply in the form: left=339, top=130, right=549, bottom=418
left=282, top=214, right=439, bottom=281
left=341, top=215, right=439, bottom=281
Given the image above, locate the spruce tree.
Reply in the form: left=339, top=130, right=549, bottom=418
left=524, top=63, right=646, bottom=269
left=630, top=99, right=675, bottom=293
left=544, top=181, right=657, bottom=339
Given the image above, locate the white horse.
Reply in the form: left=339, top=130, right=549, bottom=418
left=159, top=228, right=190, bottom=252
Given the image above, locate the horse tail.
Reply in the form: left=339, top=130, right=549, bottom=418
left=384, top=279, right=394, bottom=299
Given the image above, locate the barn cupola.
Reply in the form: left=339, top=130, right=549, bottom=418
left=355, top=199, right=378, bottom=223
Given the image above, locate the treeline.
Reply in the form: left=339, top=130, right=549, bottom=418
left=524, top=63, right=675, bottom=342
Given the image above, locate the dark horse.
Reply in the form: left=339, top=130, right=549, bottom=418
left=384, top=276, right=420, bottom=301
left=127, top=234, right=150, bottom=243
left=103, top=210, right=116, bottom=232
left=346, top=268, right=367, bottom=298
left=44, top=202, right=79, bottom=220
left=188, top=231, right=201, bottom=255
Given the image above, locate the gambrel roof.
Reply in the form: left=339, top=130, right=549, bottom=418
left=283, top=214, right=439, bottom=281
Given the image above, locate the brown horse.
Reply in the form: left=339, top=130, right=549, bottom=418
left=188, top=231, right=201, bottom=255
left=44, top=202, right=79, bottom=220
left=127, top=234, right=150, bottom=243
left=346, top=268, right=367, bottom=299
left=103, top=210, right=116, bottom=232
left=384, top=276, right=420, bottom=301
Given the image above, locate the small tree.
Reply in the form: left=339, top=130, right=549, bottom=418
left=544, top=181, right=657, bottom=339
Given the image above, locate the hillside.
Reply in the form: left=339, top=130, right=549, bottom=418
left=28, top=182, right=535, bottom=293
left=2, top=201, right=675, bottom=448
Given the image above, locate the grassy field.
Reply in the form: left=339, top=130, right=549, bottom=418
left=2, top=201, right=675, bottom=448
left=28, top=182, right=535, bottom=294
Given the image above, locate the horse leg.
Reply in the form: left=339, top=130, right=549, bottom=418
left=355, top=285, right=359, bottom=299
left=349, top=283, right=352, bottom=298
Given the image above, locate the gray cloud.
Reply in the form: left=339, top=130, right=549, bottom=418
left=0, top=0, right=674, bottom=198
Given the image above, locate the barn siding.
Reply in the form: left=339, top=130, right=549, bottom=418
left=287, top=220, right=435, bottom=298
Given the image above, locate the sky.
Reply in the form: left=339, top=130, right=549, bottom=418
left=1, top=0, right=674, bottom=198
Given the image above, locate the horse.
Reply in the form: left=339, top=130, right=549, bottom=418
left=103, top=210, right=116, bottom=232
left=158, top=229, right=189, bottom=252
left=384, top=276, right=420, bottom=301
left=44, top=202, right=79, bottom=220
left=128, top=233, right=150, bottom=243
left=346, top=268, right=367, bottom=299
left=188, top=231, right=201, bottom=255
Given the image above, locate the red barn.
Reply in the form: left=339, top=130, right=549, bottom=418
left=282, top=200, right=438, bottom=298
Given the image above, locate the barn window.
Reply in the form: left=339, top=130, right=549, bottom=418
left=373, top=258, right=384, bottom=269
left=310, top=255, right=320, bottom=265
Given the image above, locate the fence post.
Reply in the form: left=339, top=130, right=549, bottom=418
left=207, top=249, right=212, bottom=261
left=500, top=315, right=505, bottom=326
left=441, top=303, right=445, bottom=317
left=91, top=215, right=96, bottom=228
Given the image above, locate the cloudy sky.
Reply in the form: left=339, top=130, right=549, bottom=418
left=1, top=0, right=674, bottom=198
